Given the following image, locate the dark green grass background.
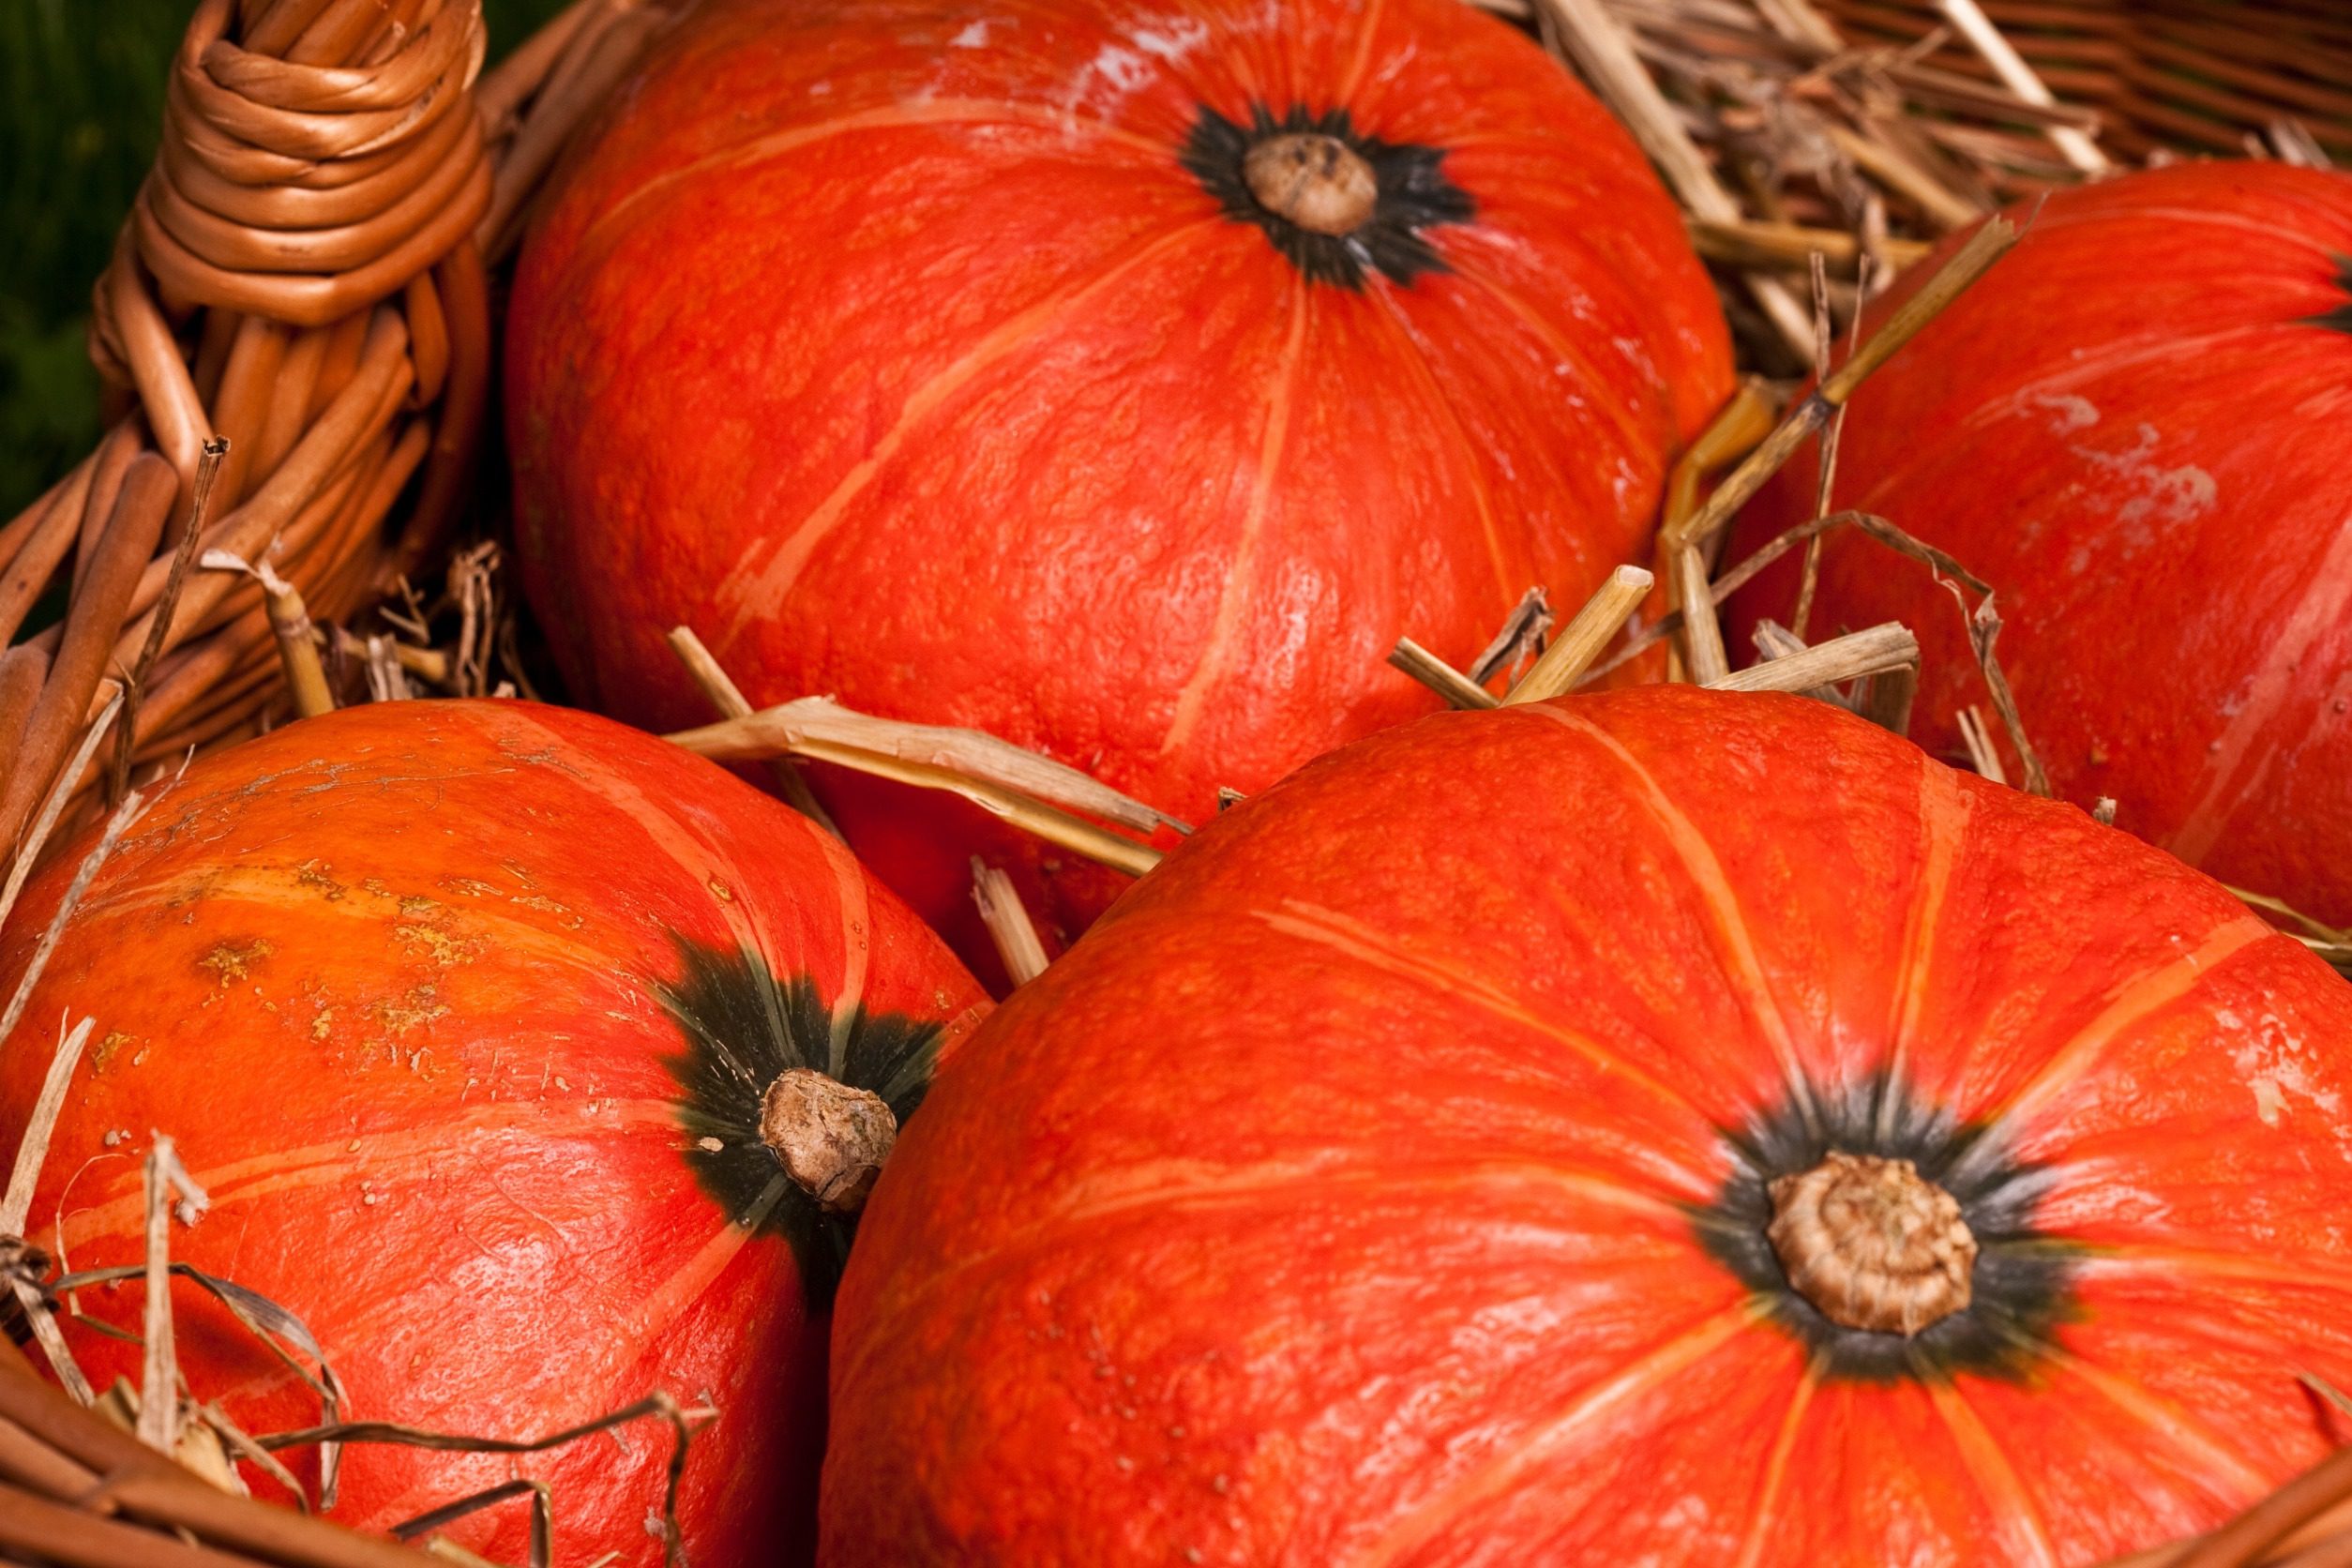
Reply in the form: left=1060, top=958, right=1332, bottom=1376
left=0, top=0, right=573, bottom=522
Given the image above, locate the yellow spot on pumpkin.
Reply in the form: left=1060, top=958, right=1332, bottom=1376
left=376, top=986, right=448, bottom=1035
left=511, top=894, right=580, bottom=927
left=312, top=1009, right=335, bottom=1041
left=709, top=878, right=733, bottom=903
left=392, top=922, right=480, bottom=968
left=199, top=940, right=274, bottom=987
left=294, top=860, right=345, bottom=900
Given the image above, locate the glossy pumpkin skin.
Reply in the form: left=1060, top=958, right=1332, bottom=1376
left=0, top=701, right=987, bottom=1566
left=505, top=0, right=1732, bottom=969
left=826, top=686, right=2352, bottom=1566
left=1728, top=162, right=2352, bottom=926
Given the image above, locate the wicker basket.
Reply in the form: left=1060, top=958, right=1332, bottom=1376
left=1824, top=0, right=2352, bottom=166
left=0, top=0, right=2345, bottom=1561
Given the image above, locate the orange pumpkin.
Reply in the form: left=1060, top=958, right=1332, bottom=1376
left=505, top=0, right=1731, bottom=972
left=1730, top=163, right=2352, bottom=927
left=0, top=701, right=987, bottom=1564
left=827, top=686, right=2352, bottom=1565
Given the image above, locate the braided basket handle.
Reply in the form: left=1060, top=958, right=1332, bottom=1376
left=0, top=0, right=673, bottom=870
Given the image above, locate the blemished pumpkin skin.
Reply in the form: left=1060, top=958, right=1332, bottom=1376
left=1727, top=162, right=2352, bottom=927
left=824, top=686, right=2352, bottom=1566
left=505, top=0, right=1733, bottom=973
left=0, top=701, right=988, bottom=1566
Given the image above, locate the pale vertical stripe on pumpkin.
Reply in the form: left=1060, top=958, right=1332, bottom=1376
left=1250, top=897, right=1717, bottom=1197
left=1525, top=705, right=1818, bottom=1129
left=836, top=1153, right=1712, bottom=1410
left=805, top=805, right=876, bottom=1076
left=89, top=860, right=625, bottom=978
left=1353, top=1299, right=1763, bottom=1566
left=715, top=217, right=1225, bottom=650
left=1359, top=282, right=1520, bottom=614
left=2069, top=1245, right=2352, bottom=1295
left=1334, top=0, right=1390, bottom=104
left=469, top=702, right=773, bottom=961
left=1730, top=1359, right=1822, bottom=1568
left=1159, top=275, right=1312, bottom=759
left=565, top=99, right=1174, bottom=267
left=1446, top=252, right=1661, bottom=467
left=351, top=1174, right=792, bottom=1538
left=621, top=1173, right=791, bottom=1348
left=2166, top=513, right=2352, bottom=867
left=1877, top=759, right=1970, bottom=1140
left=1952, top=913, right=2273, bottom=1183
left=2032, top=1338, right=2274, bottom=1508
left=56, top=1100, right=689, bottom=1257
left=1924, top=1377, right=2059, bottom=1568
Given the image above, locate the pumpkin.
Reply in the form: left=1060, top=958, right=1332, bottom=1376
left=1726, top=162, right=2352, bottom=927
left=0, top=701, right=987, bottom=1565
left=824, top=686, right=2352, bottom=1565
left=505, top=0, right=1732, bottom=972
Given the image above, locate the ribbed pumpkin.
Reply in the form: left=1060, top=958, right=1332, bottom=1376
left=0, top=701, right=986, bottom=1565
left=1728, top=162, right=2352, bottom=926
left=505, top=0, right=1731, bottom=969
left=826, top=686, right=2352, bottom=1565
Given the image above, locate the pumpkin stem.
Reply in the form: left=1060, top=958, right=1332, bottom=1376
left=1765, top=1152, right=1976, bottom=1335
left=760, top=1068, right=897, bottom=1214
left=1243, top=133, right=1378, bottom=237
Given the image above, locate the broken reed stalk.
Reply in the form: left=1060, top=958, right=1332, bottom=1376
left=196, top=550, right=334, bottom=720
left=787, top=734, right=1159, bottom=879
left=1, top=689, right=125, bottom=933
left=140, top=1138, right=208, bottom=1458
left=1684, top=219, right=1931, bottom=277
left=670, top=697, right=1179, bottom=837
left=1863, top=663, right=1920, bottom=736
left=1583, top=507, right=2043, bottom=778
left=1959, top=595, right=2051, bottom=796
left=1707, top=623, right=1920, bottom=695
left=1957, top=705, right=2007, bottom=785
left=1533, top=0, right=1816, bottom=355
left=1935, top=0, right=2108, bottom=175
left=1749, top=619, right=1846, bottom=705
left=1503, top=566, right=1653, bottom=704
left=1389, top=637, right=1498, bottom=711
left=1664, top=382, right=1775, bottom=539
left=1, top=776, right=154, bottom=1407
left=1467, top=587, right=1554, bottom=686
left=1798, top=259, right=1874, bottom=638
left=1664, top=216, right=2023, bottom=557
left=667, top=699, right=1167, bottom=878
left=664, top=626, right=837, bottom=835
left=1674, top=545, right=1732, bottom=685
left=971, top=861, right=1050, bottom=986
left=1, top=1017, right=98, bottom=1409
left=0, top=751, right=145, bottom=1054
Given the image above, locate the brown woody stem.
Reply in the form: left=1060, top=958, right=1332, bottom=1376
left=1244, top=135, right=1378, bottom=235
left=760, top=1069, right=897, bottom=1214
left=1766, top=1152, right=1975, bottom=1335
